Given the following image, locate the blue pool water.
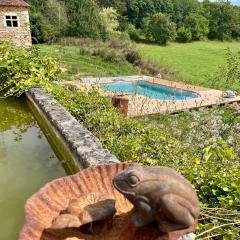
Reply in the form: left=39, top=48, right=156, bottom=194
left=98, top=81, right=199, bottom=100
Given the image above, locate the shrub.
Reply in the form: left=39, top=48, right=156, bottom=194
left=127, top=24, right=142, bottom=42
left=0, top=42, right=58, bottom=97
left=209, top=48, right=240, bottom=93
left=184, top=13, right=209, bottom=41
left=51, top=86, right=190, bottom=167
left=107, top=31, right=130, bottom=41
left=176, top=27, right=192, bottom=43
left=142, top=107, right=240, bottom=239
left=30, top=12, right=58, bottom=44
left=147, top=13, right=176, bottom=45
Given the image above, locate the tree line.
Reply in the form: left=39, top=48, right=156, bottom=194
left=28, top=0, right=240, bottom=44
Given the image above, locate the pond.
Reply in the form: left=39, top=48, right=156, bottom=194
left=0, top=98, right=66, bottom=240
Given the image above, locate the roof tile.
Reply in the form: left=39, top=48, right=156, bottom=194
left=0, top=0, right=30, bottom=7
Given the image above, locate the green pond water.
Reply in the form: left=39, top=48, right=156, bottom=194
left=0, top=98, right=66, bottom=240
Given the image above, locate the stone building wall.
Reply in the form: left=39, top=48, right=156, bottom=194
left=0, top=6, right=31, bottom=47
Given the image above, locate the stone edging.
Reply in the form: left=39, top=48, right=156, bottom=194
left=26, top=88, right=119, bottom=170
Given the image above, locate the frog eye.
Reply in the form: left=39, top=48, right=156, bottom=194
left=127, top=175, right=139, bottom=186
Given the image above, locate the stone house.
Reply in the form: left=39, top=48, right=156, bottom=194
left=0, top=0, right=31, bottom=47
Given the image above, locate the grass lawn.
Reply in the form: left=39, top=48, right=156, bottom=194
left=138, top=41, right=240, bottom=87
left=37, top=44, right=137, bottom=81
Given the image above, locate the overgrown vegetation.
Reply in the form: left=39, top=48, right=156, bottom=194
left=0, top=42, right=239, bottom=239
left=0, top=42, right=58, bottom=97
left=27, top=0, right=240, bottom=45
left=209, top=48, right=240, bottom=93
left=57, top=38, right=164, bottom=76
left=37, top=44, right=138, bottom=81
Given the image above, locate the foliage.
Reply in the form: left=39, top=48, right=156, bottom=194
left=38, top=44, right=137, bottom=81
left=29, top=11, right=58, bottom=44
left=0, top=42, right=58, bottom=97
left=147, top=13, right=176, bottom=45
left=184, top=13, right=209, bottom=41
left=65, top=0, right=105, bottom=40
left=51, top=86, right=188, bottom=168
left=99, top=7, right=120, bottom=39
left=176, top=27, right=192, bottom=43
left=26, top=0, right=240, bottom=43
left=171, top=0, right=200, bottom=28
left=209, top=48, right=240, bottom=93
left=57, top=38, right=162, bottom=75
left=28, top=0, right=68, bottom=43
left=127, top=24, right=142, bottom=42
left=142, top=106, right=240, bottom=239
left=203, top=1, right=237, bottom=41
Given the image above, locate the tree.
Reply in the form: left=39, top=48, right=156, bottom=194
left=147, top=13, right=176, bottom=45
left=99, top=7, right=119, bottom=38
left=184, top=13, right=209, bottom=40
left=28, top=0, right=67, bottom=43
left=203, top=1, right=236, bottom=40
left=29, top=12, right=56, bottom=43
left=176, top=27, right=192, bottom=43
left=65, top=0, right=104, bottom=39
left=171, top=0, right=200, bottom=27
left=231, top=6, right=240, bottom=39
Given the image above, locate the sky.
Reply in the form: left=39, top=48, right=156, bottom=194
left=212, top=0, right=240, bottom=5
left=231, top=0, right=240, bottom=5
left=199, top=0, right=240, bottom=5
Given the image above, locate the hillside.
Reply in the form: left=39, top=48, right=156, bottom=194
left=27, top=0, right=240, bottom=44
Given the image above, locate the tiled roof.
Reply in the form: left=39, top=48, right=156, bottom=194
left=0, top=0, right=30, bottom=7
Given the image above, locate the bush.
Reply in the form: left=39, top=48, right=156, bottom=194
left=184, top=13, right=209, bottom=41
left=209, top=48, right=240, bottom=93
left=58, top=37, right=175, bottom=77
left=176, top=27, right=192, bottom=43
left=0, top=42, right=59, bottom=97
left=60, top=38, right=142, bottom=66
left=51, top=86, right=189, bottom=167
left=127, top=24, right=142, bottom=42
left=30, top=12, right=58, bottom=44
left=147, top=13, right=176, bottom=45
left=107, top=31, right=130, bottom=41
left=142, top=107, right=240, bottom=239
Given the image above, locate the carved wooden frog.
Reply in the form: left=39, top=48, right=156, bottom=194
left=113, top=166, right=200, bottom=233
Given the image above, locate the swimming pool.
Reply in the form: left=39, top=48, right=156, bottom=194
left=98, top=81, right=199, bottom=100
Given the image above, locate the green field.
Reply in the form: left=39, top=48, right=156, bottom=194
left=138, top=41, right=240, bottom=86
left=38, top=42, right=240, bottom=88
left=37, top=45, right=137, bottom=81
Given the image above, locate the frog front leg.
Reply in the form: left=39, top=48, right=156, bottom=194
left=157, top=194, right=196, bottom=232
left=132, top=196, right=155, bottom=227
